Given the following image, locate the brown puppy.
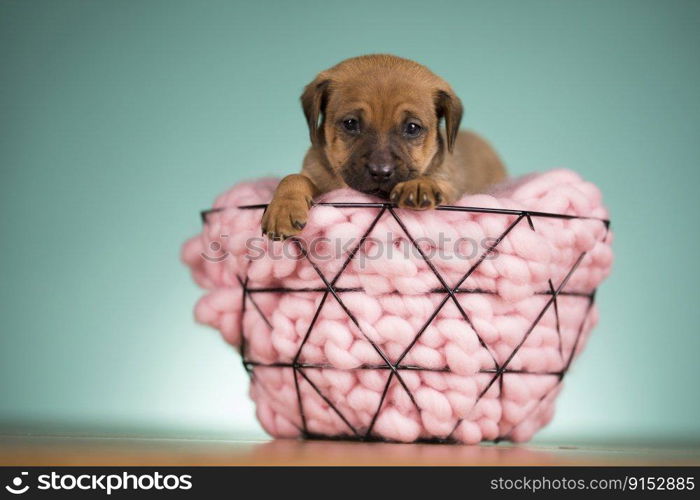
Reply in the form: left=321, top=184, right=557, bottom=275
left=262, top=54, right=506, bottom=240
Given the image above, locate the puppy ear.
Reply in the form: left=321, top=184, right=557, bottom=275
left=301, top=77, right=331, bottom=147
left=435, top=89, right=463, bottom=153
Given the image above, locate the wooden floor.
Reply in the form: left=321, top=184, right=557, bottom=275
left=1, top=434, right=699, bottom=466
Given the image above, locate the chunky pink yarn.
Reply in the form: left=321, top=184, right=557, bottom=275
left=182, top=169, right=613, bottom=444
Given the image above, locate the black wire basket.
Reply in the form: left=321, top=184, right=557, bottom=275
left=199, top=200, right=611, bottom=444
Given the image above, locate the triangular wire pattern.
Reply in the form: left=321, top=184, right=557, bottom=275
left=206, top=201, right=609, bottom=443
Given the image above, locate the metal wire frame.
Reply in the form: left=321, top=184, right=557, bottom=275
left=201, top=201, right=610, bottom=444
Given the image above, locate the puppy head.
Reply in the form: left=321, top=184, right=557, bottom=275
left=301, top=54, right=463, bottom=197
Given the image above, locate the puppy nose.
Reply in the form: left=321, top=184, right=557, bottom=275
left=366, top=163, right=395, bottom=181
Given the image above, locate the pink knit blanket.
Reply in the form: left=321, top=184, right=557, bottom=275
left=182, top=169, right=612, bottom=443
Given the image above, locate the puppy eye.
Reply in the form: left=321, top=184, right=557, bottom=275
left=342, top=118, right=360, bottom=134
left=404, top=122, right=422, bottom=137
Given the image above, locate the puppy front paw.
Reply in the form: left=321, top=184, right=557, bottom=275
left=390, top=178, right=444, bottom=210
left=261, top=196, right=310, bottom=240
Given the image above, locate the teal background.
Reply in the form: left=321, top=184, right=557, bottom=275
left=1, top=0, right=699, bottom=442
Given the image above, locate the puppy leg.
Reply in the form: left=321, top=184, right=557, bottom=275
left=390, top=176, right=456, bottom=210
left=262, top=174, right=319, bottom=240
